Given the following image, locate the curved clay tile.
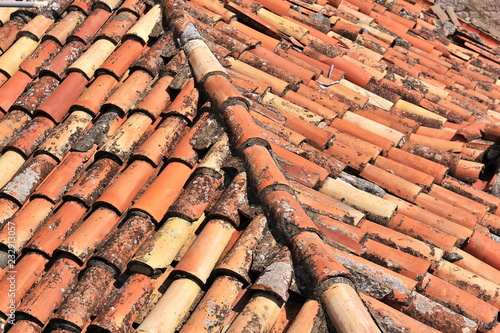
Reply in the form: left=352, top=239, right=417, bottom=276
left=0, top=0, right=499, bottom=332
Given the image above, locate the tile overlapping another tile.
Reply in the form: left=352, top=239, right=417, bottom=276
left=0, top=0, right=499, bottom=331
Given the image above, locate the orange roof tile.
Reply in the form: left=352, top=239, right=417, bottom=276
left=0, top=0, right=499, bottom=331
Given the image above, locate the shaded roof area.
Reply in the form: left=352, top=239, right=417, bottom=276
left=0, top=0, right=499, bottom=332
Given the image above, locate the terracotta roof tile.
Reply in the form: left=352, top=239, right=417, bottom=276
left=0, top=0, right=500, bottom=331
left=51, top=265, right=115, bottom=331
left=25, top=200, right=86, bottom=256
left=16, top=258, right=80, bottom=326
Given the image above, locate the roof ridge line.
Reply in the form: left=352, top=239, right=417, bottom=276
left=163, top=1, right=383, bottom=331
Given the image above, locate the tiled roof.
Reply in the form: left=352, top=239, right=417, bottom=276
left=0, top=0, right=499, bottom=331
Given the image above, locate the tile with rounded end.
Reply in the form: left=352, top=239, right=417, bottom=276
left=133, top=116, right=188, bottom=166
left=102, top=69, right=153, bottom=116
left=251, top=247, right=293, bottom=302
left=359, top=219, right=443, bottom=262
left=68, top=39, right=117, bottom=80
left=19, top=14, right=54, bottom=41
left=174, top=218, right=235, bottom=284
left=184, top=38, right=228, bottom=85
left=394, top=99, right=447, bottom=125
left=0, top=197, right=19, bottom=227
left=0, top=71, right=33, bottom=113
left=45, top=11, right=86, bottom=45
left=13, top=76, right=59, bottom=115
left=409, top=133, right=463, bottom=153
left=179, top=275, right=244, bottom=333
left=243, top=144, right=289, bottom=197
left=286, top=299, right=321, bottom=333
left=136, top=278, right=201, bottom=333
left=162, top=78, right=199, bottom=122
left=34, top=150, right=94, bottom=203
left=0, top=110, right=31, bottom=150
left=72, top=111, right=125, bottom=153
left=451, top=159, right=483, bottom=183
left=225, top=294, right=282, bottom=333
left=362, top=238, right=430, bottom=279
left=215, top=214, right=266, bottom=283
left=385, top=194, right=472, bottom=244
left=53, top=266, right=115, bottom=330
left=321, top=282, right=382, bottom=333
left=97, top=160, right=155, bottom=213
left=1, top=154, right=57, bottom=205
left=215, top=21, right=259, bottom=47
left=284, top=90, right=340, bottom=123
left=0, top=197, right=54, bottom=252
left=168, top=172, right=224, bottom=222
left=167, top=113, right=215, bottom=166
left=374, top=156, right=434, bottom=188
left=95, top=0, right=122, bottom=11
left=291, top=231, right=350, bottom=292
left=133, top=75, right=173, bottom=120
left=326, top=126, right=382, bottom=159
left=314, top=213, right=365, bottom=244
left=63, top=158, right=120, bottom=207
left=450, top=247, right=500, bottom=285
left=252, top=111, right=306, bottom=146
left=343, top=111, right=405, bottom=146
left=0, top=37, right=39, bottom=77
left=41, top=40, right=86, bottom=80
left=414, top=192, right=477, bottom=230
left=129, top=215, right=203, bottom=275
left=0, top=252, right=47, bottom=316
left=197, top=20, right=248, bottom=58
left=320, top=177, right=396, bottom=225
left=16, top=258, right=80, bottom=326
left=227, top=57, right=289, bottom=95
left=72, top=73, right=118, bottom=116
left=131, top=161, right=193, bottom=223
left=294, top=181, right=365, bottom=225
left=223, top=104, right=268, bottom=151
left=327, top=245, right=416, bottom=304
left=132, top=32, right=176, bottom=78
left=0, top=151, right=26, bottom=189
left=209, top=172, right=247, bottom=228
left=464, top=230, right=500, bottom=271
left=118, top=0, right=145, bottom=15
left=124, top=4, right=162, bottom=45
left=26, top=200, right=88, bottom=256
left=37, top=111, right=93, bottom=161
left=92, top=214, right=155, bottom=274
left=6, top=320, right=42, bottom=333
left=89, top=273, right=154, bottom=332
left=387, top=147, right=448, bottom=184
left=98, top=39, right=145, bottom=79
left=68, top=0, right=93, bottom=13
left=240, top=50, right=301, bottom=88
left=19, top=39, right=60, bottom=78
left=360, top=163, right=422, bottom=201
left=7, top=116, right=55, bottom=158
left=273, top=143, right=329, bottom=188
left=428, top=184, right=489, bottom=218
left=98, top=11, right=138, bottom=45
left=98, top=111, right=153, bottom=163
left=56, top=207, right=120, bottom=264
left=70, top=8, right=112, bottom=44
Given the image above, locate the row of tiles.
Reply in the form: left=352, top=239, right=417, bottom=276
left=0, top=0, right=498, bottom=330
